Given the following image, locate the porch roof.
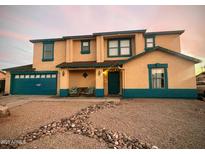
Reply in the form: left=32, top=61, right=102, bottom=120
left=56, top=60, right=126, bottom=69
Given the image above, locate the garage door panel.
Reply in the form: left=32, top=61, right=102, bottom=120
left=11, top=73, right=57, bottom=95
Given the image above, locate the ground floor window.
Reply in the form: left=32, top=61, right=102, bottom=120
left=148, top=63, right=168, bottom=89
left=151, top=68, right=165, bottom=88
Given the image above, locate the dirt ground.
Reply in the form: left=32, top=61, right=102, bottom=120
left=0, top=100, right=99, bottom=139
left=20, top=132, right=107, bottom=149
left=90, top=99, right=205, bottom=149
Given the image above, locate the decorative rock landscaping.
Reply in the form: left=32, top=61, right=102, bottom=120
left=0, top=101, right=157, bottom=149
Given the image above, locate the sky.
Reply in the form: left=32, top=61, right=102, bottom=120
left=0, top=5, right=205, bottom=74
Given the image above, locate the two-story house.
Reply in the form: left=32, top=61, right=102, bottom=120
left=3, top=29, right=201, bottom=98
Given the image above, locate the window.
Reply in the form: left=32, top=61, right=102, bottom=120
left=46, top=74, right=51, bottom=78
left=108, top=40, right=118, bottom=56
left=108, top=39, right=131, bottom=57
left=25, top=75, right=30, bottom=78
left=20, top=75, right=24, bottom=79
left=30, top=75, right=35, bottom=78
left=51, top=74, right=56, bottom=78
left=41, top=74, right=45, bottom=78
left=15, top=75, right=20, bottom=79
left=146, top=37, right=155, bottom=48
left=151, top=68, right=165, bottom=89
left=36, top=75, right=40, bottom=78
left=81, top=40, right=90, bottom=54
left=43, top=42, right=54, bottom=61
left=148, top=63, right=168, bottom=89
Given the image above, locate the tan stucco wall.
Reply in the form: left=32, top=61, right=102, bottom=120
left=0, top=72, right=6, bottom=80
left=155, top=34, right=181, bottom=52
left=95, top=68, right=104, bottom=89
left=4, top=72, right=10, bottom=94
left=72, top=40, right=96, bottom=62
left=33, top=41, right=66, bottom=71
left=135, top=33, right=145, bottom=54
left=69, top=70, right=95, bottom=88
left=123, top=50, right=196, bottom=89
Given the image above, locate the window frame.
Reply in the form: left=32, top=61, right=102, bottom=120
left=148, top=63, right=168, bottom=89
left=42, top=41, right=54, bottom=61
left=145, top=36, right=155, bottom=49
left=81, top=40, right=90, bottom=54
left=107, top=38, right=132, bottom=57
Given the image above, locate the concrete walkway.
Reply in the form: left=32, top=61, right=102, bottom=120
left=0, top=95, right=121, bottom=108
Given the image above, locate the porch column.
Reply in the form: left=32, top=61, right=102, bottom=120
left=95, top=68, right=104, bottom=97
left=59, top=69, right=70, bottom=96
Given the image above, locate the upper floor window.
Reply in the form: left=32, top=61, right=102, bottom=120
left=151, top=68, right=165, bottom=89
left=108, top=39, right=131, bottom=57
left=42, top=42, right=54, bottom=61
left=145, top=37, right=155, bottom=48
left=81, top=40, right=90, bottom=54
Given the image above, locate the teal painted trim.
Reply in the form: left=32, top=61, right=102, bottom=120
left=148, top=63, right=168, bottom=89
left=10, top=71, right=58, bottom=75
left=42, top=41, right=54, bottom=61
left=122, top=89, right=198, bottom=99
left=107, top=38, right=132, bottom=57
left=81, top=40, right=90, bottom=54
left=145, top=35, right=155, bottom=50
left=95, top=89, right=104, bottom=97
left=60, top=89, right=69, bottom=97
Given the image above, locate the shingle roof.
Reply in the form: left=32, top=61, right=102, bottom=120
left=30, top=29, right=187, bottom=43
left=3, top=64, right=34, bottom=72
left=56, top=60, right=126, bottom=69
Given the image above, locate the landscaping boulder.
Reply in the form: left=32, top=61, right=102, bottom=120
left=0, top=105, right=10, bottom=117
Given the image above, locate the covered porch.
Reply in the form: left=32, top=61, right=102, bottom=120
left=57, top=61, right=125, bottom=97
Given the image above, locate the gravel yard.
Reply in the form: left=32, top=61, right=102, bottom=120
left=0, top=100, right=99, bottom=139
left=89, top=99, right=205, bottom=149
left=19, top=132, right=107, bottom=149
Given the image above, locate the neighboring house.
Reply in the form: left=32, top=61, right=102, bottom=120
left=196, top=72, right=205, bottom=96
left=3, top=29, right=201, bottom=98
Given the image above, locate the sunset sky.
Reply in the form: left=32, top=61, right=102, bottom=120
left=0, top=5, right=205, bottom=74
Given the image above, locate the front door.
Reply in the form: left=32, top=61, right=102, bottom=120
left=108, top=71, right=120, bottom=95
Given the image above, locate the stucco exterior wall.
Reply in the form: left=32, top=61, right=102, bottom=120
left=69, top=70, right=95, bottom=88
left=123, top=50, right=196, bottom=89
left=0, top=72, right=6, bottom=80
left=33, top=41, right=66, bottom=71
left=135, top=33, right=145, bottom=54
left=4, top=72, right=11, bottom=94
left=155, top=34, right=181, bottom=52
left=72, top=40, right=96, bottom=62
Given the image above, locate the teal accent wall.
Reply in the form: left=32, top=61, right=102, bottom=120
left=60, top=89, right=69, bottom=97
left=95, top=89, right=104, bottom=97
left=123, top=89, right=198, bottom=99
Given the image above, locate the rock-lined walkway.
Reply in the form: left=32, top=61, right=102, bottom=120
left=0, top=101, right=157, bottom=149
